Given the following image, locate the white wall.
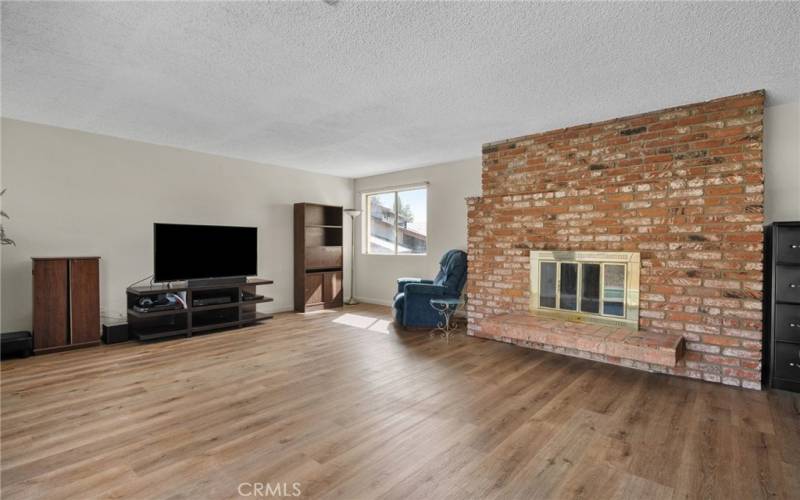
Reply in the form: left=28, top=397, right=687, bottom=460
left=0, top=119, right=354, bottom=331
left=352, top=157, right=482, bottom=305
left=764, top=100, right=800, bottom=222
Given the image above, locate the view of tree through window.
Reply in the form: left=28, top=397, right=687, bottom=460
left=366, top=187, right=427, bottom=255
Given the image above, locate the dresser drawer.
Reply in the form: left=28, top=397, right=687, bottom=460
left=774, top=341, right=800, bottom=381
left=775, top=265, right=800, bottom=304
left=775, top=304, right=800, bottom=342
left=776, top=226, right=800, bottom=265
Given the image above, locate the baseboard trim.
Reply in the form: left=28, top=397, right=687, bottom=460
left=271, top=306, right=295, bottom=314
left=354, top=296, right=394, bottom=307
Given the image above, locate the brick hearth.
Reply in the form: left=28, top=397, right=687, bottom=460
left=481, top=313, right=684, bottom=367
left=466, top=91, right=765, bottom=389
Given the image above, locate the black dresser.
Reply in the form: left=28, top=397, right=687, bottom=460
left=766, top=222, right=800, bottom=392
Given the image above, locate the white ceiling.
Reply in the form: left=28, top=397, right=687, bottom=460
left=2, top=2, right=798, bottom=178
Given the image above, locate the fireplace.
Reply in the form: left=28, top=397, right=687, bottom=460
left=530, top=251, right=640, bottom=330
left=467, top=91, right=764, bottom=387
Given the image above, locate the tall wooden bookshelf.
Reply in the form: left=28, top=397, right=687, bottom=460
left=294, top=203, right=344, bottom=312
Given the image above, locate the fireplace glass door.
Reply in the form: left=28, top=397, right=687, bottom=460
left=580, top=263, right=601, bottom=313
left=559, top=263, right=578, bottom=310
left=538, top=261, right=625, bottom=317
left=540, top=262, right=557, bottom=308
left=533, top=251, right=638, bottom=329
left=603, top=264, right=626, bottom=317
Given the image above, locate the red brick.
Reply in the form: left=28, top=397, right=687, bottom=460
left=468, top=91, right=764, bottom=389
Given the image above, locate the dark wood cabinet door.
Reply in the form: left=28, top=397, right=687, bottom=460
left=70, top=258, right=100, bottom=344
left=324, top=271, right=343, bottom=305
left=33, top=259, right=69, bottom=350
left=305, top=273, right=324, bottom=306
left=305, top=246, right=343, bottom=270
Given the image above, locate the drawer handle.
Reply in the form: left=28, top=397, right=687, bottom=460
left=792, top=244, right=800, bottom=249
left=791, top=284, right=799, bottom=288
left=792, top=323, right=800, bottom=328
left=791, top=363, right=800, bottom=368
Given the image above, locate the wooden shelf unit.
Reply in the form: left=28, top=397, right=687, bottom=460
left=294, top=203, right=344, bottom=312
left=126, top=277, right=273, bottom=340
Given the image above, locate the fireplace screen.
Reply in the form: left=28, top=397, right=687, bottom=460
left=530, top=251, right=640, bottom=329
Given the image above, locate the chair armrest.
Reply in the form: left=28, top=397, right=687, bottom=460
left=397, top=278, right=432, bottom=295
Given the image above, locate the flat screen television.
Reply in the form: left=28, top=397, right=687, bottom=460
left=154, top=223, right=257, bottom=282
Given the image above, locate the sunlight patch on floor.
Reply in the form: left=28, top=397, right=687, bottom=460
left=333, top=313, right=390, bottom=334
left=367, top=319, right=391, bottom=334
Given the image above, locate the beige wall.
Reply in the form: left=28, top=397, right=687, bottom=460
left=352, top=157, right=482, bottom=305
left=764, top=100, right=800, bottom=222
left=0, top=119, right=354, bottom=331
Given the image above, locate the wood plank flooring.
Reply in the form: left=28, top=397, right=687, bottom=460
left=1, top=304, right=798, bottom=499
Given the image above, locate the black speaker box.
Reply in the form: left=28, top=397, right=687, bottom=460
left=102, top=323, right=129, bottom=344
left=1, top=331, right=33, bottom=359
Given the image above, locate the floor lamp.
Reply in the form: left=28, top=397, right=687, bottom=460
left=344, top=209, right=362, bottom=305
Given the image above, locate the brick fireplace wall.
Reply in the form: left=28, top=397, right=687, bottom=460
left=466, top=91, right=765, bottom=389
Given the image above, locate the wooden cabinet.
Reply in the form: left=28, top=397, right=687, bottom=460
left=301, top=271, right=342, bottom=308
left=32, top=257, right=100, bottom=353
left=294, top=203, right=344, bottom=312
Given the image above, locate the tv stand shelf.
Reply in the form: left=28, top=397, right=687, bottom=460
left=126, top=278, right=274, bottom=341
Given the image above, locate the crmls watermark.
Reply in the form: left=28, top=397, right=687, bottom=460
left=237, top=482, right=302, bottom=497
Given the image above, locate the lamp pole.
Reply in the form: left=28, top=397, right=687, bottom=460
left=344, top=209, right=362, bottom=305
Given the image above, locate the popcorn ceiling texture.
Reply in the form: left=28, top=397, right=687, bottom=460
left=1, top=2, right=798, bottom=177
left=467, top=92, right=765, bottom=389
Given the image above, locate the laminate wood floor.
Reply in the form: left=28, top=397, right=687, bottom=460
left=1, top=304, right=798, bottom=499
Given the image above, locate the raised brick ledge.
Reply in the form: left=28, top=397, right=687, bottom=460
left=479, top=313, right=685, bottom=367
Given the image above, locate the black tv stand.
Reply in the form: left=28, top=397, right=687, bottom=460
left=126, top=277, right=274, bottom=341
left=187, top=276, right=246, bottom=287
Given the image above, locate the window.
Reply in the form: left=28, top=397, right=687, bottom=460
left=365, top=187, right=427, bottom=255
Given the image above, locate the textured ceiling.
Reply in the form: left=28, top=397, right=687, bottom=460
left=2, top=2, right=798, bottom=177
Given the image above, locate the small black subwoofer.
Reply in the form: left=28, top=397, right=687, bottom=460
left=1, top=331, right=33, bottom=359
left=102, top=323, right=129, bottom=344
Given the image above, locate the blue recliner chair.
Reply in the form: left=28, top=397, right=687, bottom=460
left=393, top=249, right=468, bottom=328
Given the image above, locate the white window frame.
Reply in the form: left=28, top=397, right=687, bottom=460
left=362, top=184, right=428, bottom=256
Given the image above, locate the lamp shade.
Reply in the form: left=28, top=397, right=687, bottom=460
left=344, top=209, right=362, bottom=218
